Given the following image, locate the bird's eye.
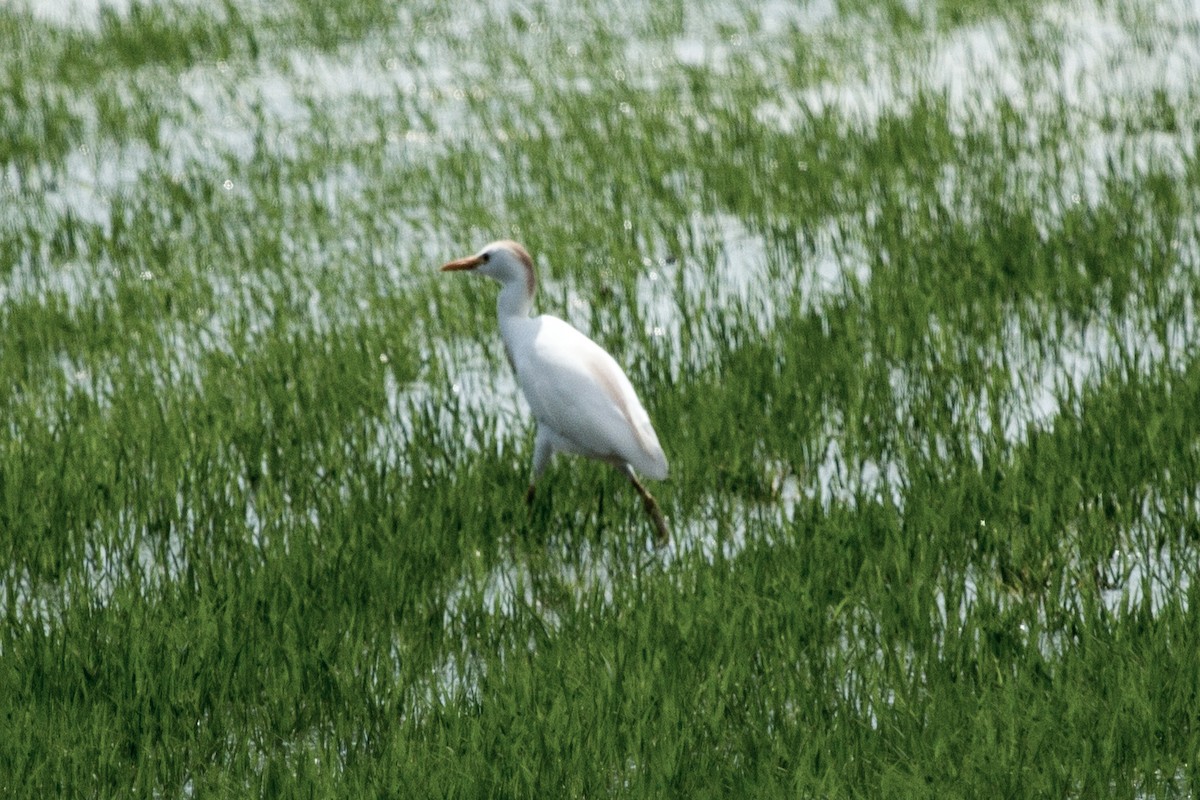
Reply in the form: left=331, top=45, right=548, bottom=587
left=480, top=252, right=491, bottom=262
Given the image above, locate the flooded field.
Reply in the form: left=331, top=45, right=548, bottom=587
left=2, top=0, right=1198, bottom=795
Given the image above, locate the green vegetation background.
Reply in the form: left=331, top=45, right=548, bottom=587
left=1, top=0, right=1197, bottom=796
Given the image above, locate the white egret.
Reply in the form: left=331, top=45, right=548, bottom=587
left=441, top=240, right=670, bottom=546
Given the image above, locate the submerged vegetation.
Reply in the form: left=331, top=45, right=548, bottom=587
left=1, top=0, right=1198, bottom=796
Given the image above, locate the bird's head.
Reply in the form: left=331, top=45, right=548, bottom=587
left=441, top=240, right=537, bottom=299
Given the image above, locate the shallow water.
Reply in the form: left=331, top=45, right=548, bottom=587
left=5, top=0, right=1197, bottom=689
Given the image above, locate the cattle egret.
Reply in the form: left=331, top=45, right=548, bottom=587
left=441, top=240, right=670, bottom=547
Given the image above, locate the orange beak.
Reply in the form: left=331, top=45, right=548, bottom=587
left=440, top=255, right=485, bottom=272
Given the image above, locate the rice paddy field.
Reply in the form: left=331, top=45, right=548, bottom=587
left=2, top=0, right=1199, bottom=795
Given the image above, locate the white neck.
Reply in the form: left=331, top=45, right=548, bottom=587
left=496, top=279, right=533, bottom=319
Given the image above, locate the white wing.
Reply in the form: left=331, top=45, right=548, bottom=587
left=505, top=315, right=668, bottom=479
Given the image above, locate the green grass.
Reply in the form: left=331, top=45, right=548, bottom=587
left=2, top=0, right=1199, bottom=796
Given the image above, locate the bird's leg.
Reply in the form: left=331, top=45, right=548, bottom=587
left=526, top=428, right=554, bottom=509
left=623, top=467, right=670, bottom=548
